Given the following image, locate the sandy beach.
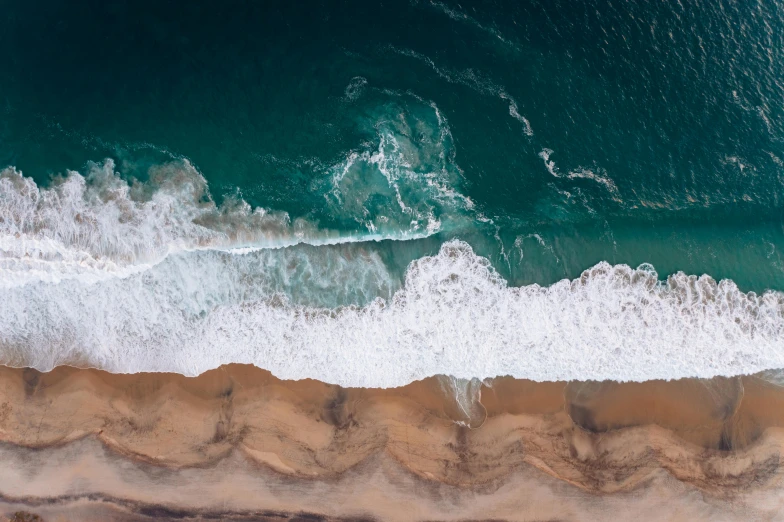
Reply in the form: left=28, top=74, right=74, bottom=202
left=0, top=365, right=783, bottom=521
left=4, top=0, right=784, bottom=519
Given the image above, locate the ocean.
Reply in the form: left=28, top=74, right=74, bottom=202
left=1, top=0, right=783, bottom=386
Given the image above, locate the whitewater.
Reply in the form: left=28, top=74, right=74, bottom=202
left=2, top=161, right=784, bottom=387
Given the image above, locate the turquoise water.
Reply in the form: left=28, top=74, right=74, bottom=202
left=1, top=0, right=783, bottom=384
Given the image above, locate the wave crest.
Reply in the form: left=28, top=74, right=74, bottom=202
left=0, top=159, right=309, bottom=266
left=1, top=239, right=782, bottom=386
left=1, top=94, right=475, bottom=281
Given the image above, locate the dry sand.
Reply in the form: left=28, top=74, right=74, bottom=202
left=0, top=364, right=783, bottom=521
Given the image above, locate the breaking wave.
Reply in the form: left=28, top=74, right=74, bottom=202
left=0, top=93, right=474, bottom=287
left=2, top=95, right=782, bottom=387
left=1, top=237, right=782, bottom=387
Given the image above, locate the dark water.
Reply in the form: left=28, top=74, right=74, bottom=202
left=2, top=0, right=783, bottom=289
left=1, top=0, right=784, bottom=383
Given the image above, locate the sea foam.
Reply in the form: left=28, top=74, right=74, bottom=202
left=2, top=149, right=783, bottom=387
left=0, top=159, right=311, bottom=265
left=1, top=93, right=472, bottom=277
left=1, top=235, right=783, bottom=386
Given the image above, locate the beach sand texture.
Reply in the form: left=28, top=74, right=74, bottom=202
left=0, top=365, right=783, bottom=521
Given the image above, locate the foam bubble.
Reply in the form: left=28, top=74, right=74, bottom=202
left=344, top=76, right=368, bottom=101
left=2, top=239, right=783, bottom=387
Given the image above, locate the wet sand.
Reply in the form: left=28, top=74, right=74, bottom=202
left=0, top=364, right=783, bottom=521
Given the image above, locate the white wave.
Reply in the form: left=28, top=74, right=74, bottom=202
left=0, top=159, right=312, bottom=266
left=1, top=94, right=475, bottom=285
left=2, top=240, right=783, bottom=387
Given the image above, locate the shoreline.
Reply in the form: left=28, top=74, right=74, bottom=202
left=0, top=364, right=783, bottom=520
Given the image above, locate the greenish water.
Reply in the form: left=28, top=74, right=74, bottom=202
left=1, top=0, right=783, bottom=384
